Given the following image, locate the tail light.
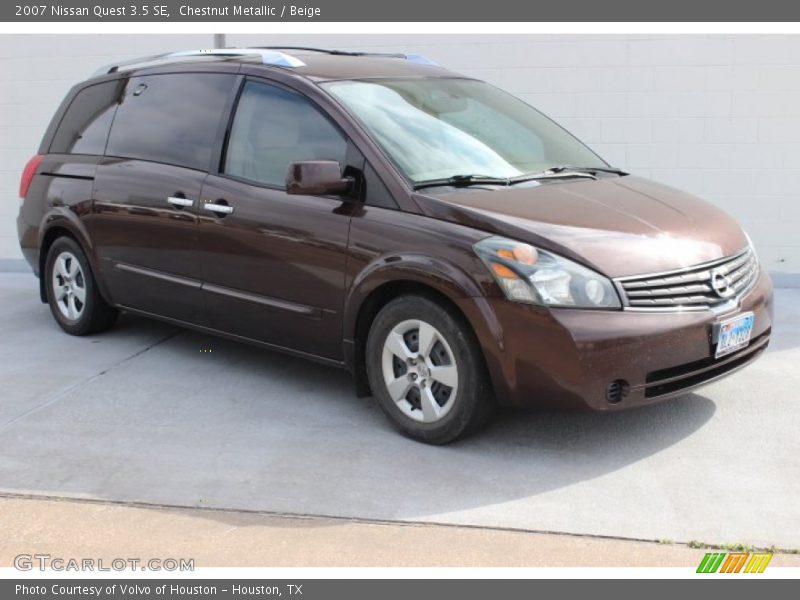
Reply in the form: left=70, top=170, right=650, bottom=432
left=19, top=154, right=44, bottom=199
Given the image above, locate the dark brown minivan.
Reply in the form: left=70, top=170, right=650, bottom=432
left=17, top=48, right=773, bottom=443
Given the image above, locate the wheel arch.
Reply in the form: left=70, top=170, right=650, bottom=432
left=38, top=218, right=109, bottom=305
left=344, top=257, right=499, bottom=399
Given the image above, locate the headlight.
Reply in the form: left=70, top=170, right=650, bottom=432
left=474, top=236, right=621, bottom=309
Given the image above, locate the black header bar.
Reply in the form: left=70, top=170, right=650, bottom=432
left=2, top=578, right=790, bottom=600
left=4, top=0, right=800, bottom=22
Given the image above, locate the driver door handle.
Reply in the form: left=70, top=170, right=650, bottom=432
left=204, top=202, right=234, bottom=215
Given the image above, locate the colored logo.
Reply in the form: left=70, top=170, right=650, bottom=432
left=696, top=552, right=773, bottom=573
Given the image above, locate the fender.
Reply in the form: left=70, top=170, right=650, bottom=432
left=342, top=251, right=511, bottom=403
left=344, top=253, right=478, bottom=333
left=343, top=252, right=506, bottom=354
left=39, top=206, right=93, bottom=253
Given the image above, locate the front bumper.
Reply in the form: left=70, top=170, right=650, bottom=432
left=457, top=269, right=774, bottom=410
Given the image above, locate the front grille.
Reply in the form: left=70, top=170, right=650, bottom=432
left=616, top=247, right=758, bottom=310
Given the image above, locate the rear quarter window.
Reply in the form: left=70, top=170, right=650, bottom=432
left=49, top=80, right=123, bottom=155
left=105, top=73, right=235, bottom=171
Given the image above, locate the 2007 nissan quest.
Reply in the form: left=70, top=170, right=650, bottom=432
left=17, top=47, right=774, bottom=443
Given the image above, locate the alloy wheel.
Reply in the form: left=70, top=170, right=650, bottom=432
left=51, top=251, right=86, bottom=321
left=380, top=319, right=459, bottom=423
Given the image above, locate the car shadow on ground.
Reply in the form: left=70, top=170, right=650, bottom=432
left=0, top=310, right=720, bottom=526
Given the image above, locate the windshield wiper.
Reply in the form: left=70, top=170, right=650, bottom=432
left=511, top=165, right=628, bottom=183
left=413, top=166, right=628, bottom=190
left=413, top=174, right=513, bottom=190
left=548, top=165, right=628, bottom=176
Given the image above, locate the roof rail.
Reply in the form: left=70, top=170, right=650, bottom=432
left=256, top=46, right=440, bottom=66
left=91, top=47, right=306, bottom=77
left=168, top=48, right=306, bottom=67
left=404, top=53, right=440, bottom=66
left=91, top=47, right=439, bottom=78
left=255, top=46, right=377, bottom=56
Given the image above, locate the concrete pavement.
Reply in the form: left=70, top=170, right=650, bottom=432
left=0, top=272, right=798, bottom=554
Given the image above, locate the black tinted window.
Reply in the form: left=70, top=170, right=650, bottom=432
left=50, top=80, right=123, bottom=155
left=225, top=81, right=347, bottom=187
left=106, top=73, right=234, bottom=171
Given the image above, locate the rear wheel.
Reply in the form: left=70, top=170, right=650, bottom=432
left=366, top=295, right=494, bottom=444
left=45, top=237, right=117, bottom=335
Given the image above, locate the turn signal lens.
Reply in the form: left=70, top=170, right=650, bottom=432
left=488, top=260, right=538, bottom=302
left=491, top=262, right=518, bottom=279
left=496, top=243, right=537, bottom=265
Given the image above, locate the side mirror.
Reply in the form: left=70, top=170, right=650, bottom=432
left=285, top=160, right=354, bottom=196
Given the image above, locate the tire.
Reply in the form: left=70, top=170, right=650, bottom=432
left=44, top=236, right=118, bottom=336
left=365, top=295, right=494, bottom=444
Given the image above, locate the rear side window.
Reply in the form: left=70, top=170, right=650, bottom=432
left=224, top=80, right=347, bottom=187
left=50, top=80, right=123, bottom=155
left=106, top=73, right=234, bottom=171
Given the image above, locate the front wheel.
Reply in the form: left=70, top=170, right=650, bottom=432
left=365, top=295, right=494, bottom=444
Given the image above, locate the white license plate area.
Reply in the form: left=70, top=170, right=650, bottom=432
left=715, top=312, right=754, bottom=358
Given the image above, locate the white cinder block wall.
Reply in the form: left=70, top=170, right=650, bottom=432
left=2, top=34, right=799, bottom=278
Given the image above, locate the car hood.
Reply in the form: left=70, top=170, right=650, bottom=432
left=412, top=176, right=749, bottom=278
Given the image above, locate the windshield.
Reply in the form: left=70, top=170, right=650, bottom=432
left=323, top=78, right=608, bottom=184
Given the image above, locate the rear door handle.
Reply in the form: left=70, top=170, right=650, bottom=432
left=167, top=196, right=194, bottom=208
left=204, top=202, right=234, bottom=215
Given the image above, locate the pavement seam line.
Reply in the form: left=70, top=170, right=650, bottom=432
left=0, top=490, right=796, bottom=555
left=0, top=329, right=183, bottom=433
